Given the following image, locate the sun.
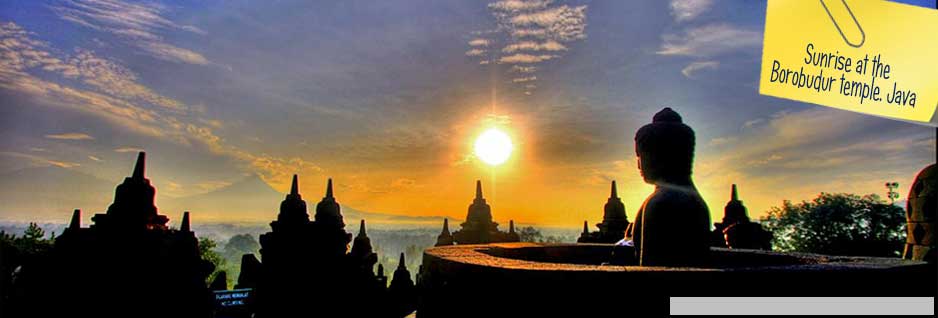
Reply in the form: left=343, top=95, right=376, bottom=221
left=474, top=128, right=513, bottom=166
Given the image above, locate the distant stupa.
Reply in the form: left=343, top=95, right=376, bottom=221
left=710, top=184, right=772, bottom=250
left=240, top=175, right=415, bottom=317
left=435, top=218, right=454, bottom=246
left=11, top=152, right=214, bottom=317
left=578, top=180, right=631, bottom=243
left=449, top=180, right=520, bottom=245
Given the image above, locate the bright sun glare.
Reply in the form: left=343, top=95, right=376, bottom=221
left=474, top=128, right=513, bottom=166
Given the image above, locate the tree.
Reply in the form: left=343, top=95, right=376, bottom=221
left=219, top=234, right=259, bottom=287
left=222, top=234, right=259, bottom=259
left=516, top=226, right=563, bottom=243
left=760, top=193, right=906, bottom=257
left=198, top=237, right=227, bottom=285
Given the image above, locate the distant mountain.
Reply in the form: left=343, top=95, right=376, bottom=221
left=162, top=174, right=453, bottom=228
left=0, top=166, right=114, bottom=221
left=160, top=174, right=283, bottom=222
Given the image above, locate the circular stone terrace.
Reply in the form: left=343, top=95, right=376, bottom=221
left=416, top=243, right=935, bottom=317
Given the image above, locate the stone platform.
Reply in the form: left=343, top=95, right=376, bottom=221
left=416, top=243, right=935, bottom=317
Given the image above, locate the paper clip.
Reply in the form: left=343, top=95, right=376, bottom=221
left=819, top=0, right=866, bottom=48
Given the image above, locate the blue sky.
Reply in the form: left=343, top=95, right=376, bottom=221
left=0, top=0, right=935, bottom=225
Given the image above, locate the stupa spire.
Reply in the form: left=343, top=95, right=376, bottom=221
left=132, top=152, right=145, bottom=180
left=358, top=219, right=367, bottom=237
left=610, top=180, right=618, bottom=198
left=582, top=220, right=589, bottom=234
left=435, top=218, right=454, bottom=246
left=509, top=220, right=515, bottom=234
left=290, top=174, right=299, bottom=196
left=69, top=209, right=81, bottom=230
left=475, top=180, right=483, bottom=199
left=181, top=211, right=191, bottom=232
left=326, top=178, right=334, bottom=199
left=377, top=263, right=385, bottom=278
left=397, top=252, right=406, bottom=270
left=731, top=184, right=738, bottom=201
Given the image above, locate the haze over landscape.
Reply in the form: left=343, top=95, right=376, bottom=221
left=1, top=0, right=935, bottom=228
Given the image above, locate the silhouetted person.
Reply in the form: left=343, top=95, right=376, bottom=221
left=629, top=108, right=711, bottom=266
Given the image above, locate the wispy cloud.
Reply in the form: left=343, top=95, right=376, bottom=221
left=507, top=5, right=587, bottom=41
left=510, top=65, right=537, bottom=73
left=114, top=147, right=145, bottom=153
left=45, top=132, right=95, bottom=140
left=468, top=38, right=491, bottom=47
left=680, top=60, right=718, bottom=78
left=499, top=53, right=555, bottom=64
left=465, top=49, right=487, bottom=57
left=88, top=155, right=102, bottom=162
left=50, top=0, right=209, bottom=65
left=0, top=151, right=81, bottom=168
left=670, top=0, right=713, bottom=22
left=488, top=0, right=552, bottom=12
left=466, top=0, right=587, bottom=95
left=511, top=76, right=537, bottom=83
left=657, top=24, right=761, bottom=57
left=0, top=22, right=319, bottom=190
left=502, top=40, right=566, bottom=53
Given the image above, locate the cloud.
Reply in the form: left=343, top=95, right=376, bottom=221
left=499, top=53, right=555, bottom=64
left=1, top=22, right=319, bottom=189
left=136, top=41, right=209, bottom=65
left=50, top=0, right=209, bottom=65
left=657, top=24, right=761, bottom=57
left=465, top=1, right=587, bottom=95
left=488, top=0, right=553, bottom=12
left=512, top=76, right=537, bottom=83
left=508, top=5, right=587, bottom=42
left=680, top=60, right=719, bottom=78
left=502, top=40, right=566, bottom=53
left=468, top=38, right=491, bottom=47
left=743, top=118, right=765, bottom=128
left=670, top=0, right=713, bottom=22
left=88, top=155, right=102, bottom=162
left=0, top=24, right=187, bottom=112
left=0, top=151, right=81, bottom=168
left=45, top=132, right=95, bottom=140
left=114, top=147, right=145, bottom=153
left=510, top=65, right=537, bottom=73
left=465, top=49, right=486, bottom=57
left=510, top=28, right=548, bottom=38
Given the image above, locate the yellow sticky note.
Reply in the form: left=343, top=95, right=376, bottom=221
left=760, top=0, right=938, bottom=125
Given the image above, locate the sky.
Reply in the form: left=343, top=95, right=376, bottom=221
left=0, top=0, right=935, bottom=227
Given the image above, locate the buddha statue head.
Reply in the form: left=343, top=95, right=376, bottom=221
left=634, top=108, right=696, bottom=184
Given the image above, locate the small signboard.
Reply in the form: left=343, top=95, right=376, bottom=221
left=213, top=288, right=253, bottom=318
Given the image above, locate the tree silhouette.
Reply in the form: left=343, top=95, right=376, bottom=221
left=199, top=237, right=227, bottom=285
left=516, top=226, right=563, bottom=243
left=760, top=193, right=906, bottom=257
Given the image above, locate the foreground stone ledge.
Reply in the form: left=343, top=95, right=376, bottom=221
left=417, top=243, right=935, bottom=317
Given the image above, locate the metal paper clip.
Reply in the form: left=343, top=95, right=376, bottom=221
left=820, top=0, right=866, bottom=48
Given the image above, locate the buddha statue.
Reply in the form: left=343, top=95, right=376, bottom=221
left=629, top=108, right=711, bottom=266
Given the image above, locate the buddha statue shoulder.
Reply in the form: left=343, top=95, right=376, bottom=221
left=629, top=108, right=711, bottom=266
